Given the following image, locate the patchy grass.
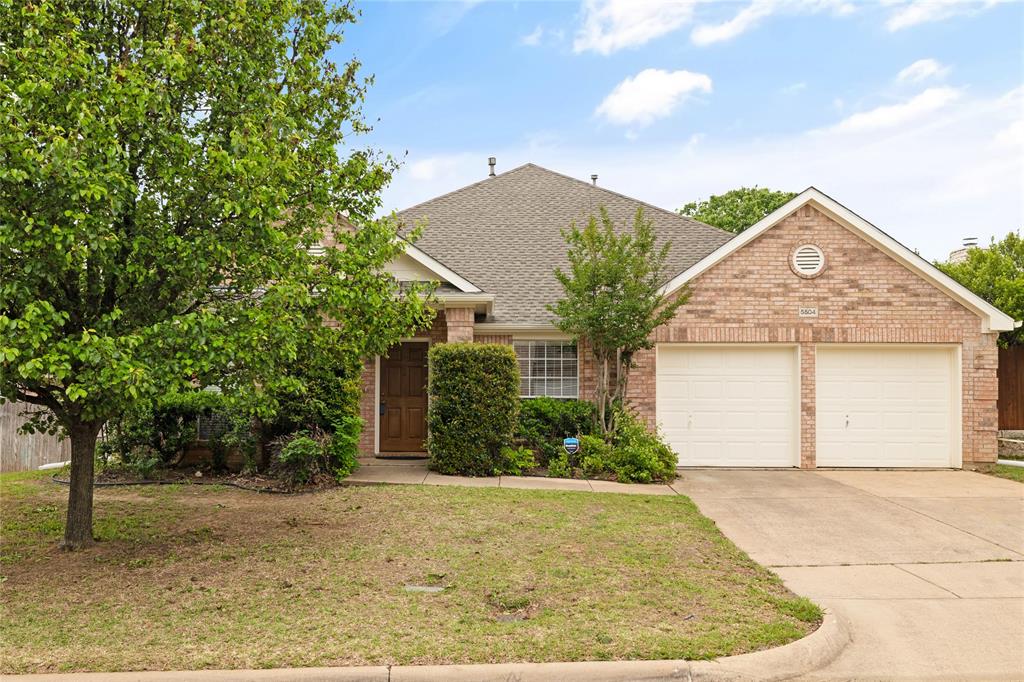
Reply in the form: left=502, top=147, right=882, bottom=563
left=0, top=473, right=820, bottom=674
left=988, top=464, right=1024, bottom=483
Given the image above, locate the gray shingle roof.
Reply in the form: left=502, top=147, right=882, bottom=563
left=396, top=163, right=733, bottom=324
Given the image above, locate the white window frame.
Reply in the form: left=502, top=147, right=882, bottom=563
left=514, top=339, right=579, bottom=399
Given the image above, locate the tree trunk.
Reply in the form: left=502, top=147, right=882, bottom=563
left=61, top=420, right=101, bottom=551
left=253, top=417, right=269, bottom=471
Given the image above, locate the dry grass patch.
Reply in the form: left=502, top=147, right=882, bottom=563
left=0, top=472, right=819, bottom=673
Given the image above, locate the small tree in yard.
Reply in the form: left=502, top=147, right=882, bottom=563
left=0, top=1, right=431, bottom=549
left=550, top=207, right=689, bottom=435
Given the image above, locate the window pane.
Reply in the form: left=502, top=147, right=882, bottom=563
left=563, top=379, right=578, bottom=398
left=513, top=340, right=579, bottom=398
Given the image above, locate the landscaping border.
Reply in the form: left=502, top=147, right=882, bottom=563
left=0, top=610, right=847, bottom=682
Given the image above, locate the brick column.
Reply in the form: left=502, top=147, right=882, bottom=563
left=963, top=333, right=999, bottom=465
left=799, top=342, right=816, bottom=469
left=444, top=306, right=474, bottom=343
left=357, top=358, right=376, bottom=455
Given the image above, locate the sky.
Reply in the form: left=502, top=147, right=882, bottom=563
left=337, top=0, right=1024, bottom=260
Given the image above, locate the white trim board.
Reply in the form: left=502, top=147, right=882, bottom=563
left=658, top=187, right=1019, bottom=334
left=400, top=241, right=481, bottom=293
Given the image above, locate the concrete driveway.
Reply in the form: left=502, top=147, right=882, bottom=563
left=674, top=470, right=1024, bottom=681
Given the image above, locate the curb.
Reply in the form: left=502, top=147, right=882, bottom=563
left=1, top=609, right=847, bottom=682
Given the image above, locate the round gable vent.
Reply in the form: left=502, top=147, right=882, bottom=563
left=791, top=244, right=825, bottom=278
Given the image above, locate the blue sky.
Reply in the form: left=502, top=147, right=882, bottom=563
left=338, top=0, right=1023, bottom=260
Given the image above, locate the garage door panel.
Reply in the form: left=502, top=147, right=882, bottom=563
left=657, top=346, right=798, bottom=467
left=816, top=346, right=957, bottom=468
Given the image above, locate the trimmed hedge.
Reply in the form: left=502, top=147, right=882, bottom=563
left=427, top=343, right=520, bottom=476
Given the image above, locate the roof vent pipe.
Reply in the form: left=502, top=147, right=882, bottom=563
left=591, top=174, right=598, bottom=186
left=488, top=157, right=496, bottom=177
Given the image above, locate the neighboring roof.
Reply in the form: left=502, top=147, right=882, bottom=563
left=659, top=187, right=1020, bottom=333
left=396, top=163, right=732, bottom=324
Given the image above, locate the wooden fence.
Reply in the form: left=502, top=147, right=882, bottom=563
left=0, top=401, right=70, bottom=473
left=999, top=346, right=1024, bottom=430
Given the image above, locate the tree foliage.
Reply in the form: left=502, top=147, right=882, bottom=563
left=550, top=207, right=689, bottom=435
left=679, top=186, right=797, bottom=234
left=937, top=232, right=1024, bottom=347
left=0, top=0, right=431, bottom=548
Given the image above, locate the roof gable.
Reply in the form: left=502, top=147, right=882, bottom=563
left=396, top=163, right=732, bottom=324
left=658, top=187, right=1019, bottom=333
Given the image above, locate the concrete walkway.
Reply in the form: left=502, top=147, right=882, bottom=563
left=348, top=457, right=681, bottom=495
left=673, top=469, right=1024, bottom=681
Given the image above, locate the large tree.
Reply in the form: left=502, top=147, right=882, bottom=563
left=938, top=232, right=1023, bottom=347
left=0, top=0, right=429, bottom=549
left=550, top=207, right=688, bottom=435
left=679, top=187, right=796, bottom=234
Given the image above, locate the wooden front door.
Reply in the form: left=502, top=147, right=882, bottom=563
left=380, top=342, right=428, bottom=453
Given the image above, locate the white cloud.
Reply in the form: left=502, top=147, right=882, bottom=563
left=382, top=86, right=1023, bottom=262
left=408, top=153, right=480, bottom=182
left=688, top=0, right=857, bottom=47
left=595, top=69, right=712, bottom=126
left=995, top=119, right=1024, bottom=146
left=781, top=81, right=808, bottom=95
left=884, top=0, right=1007, bottom=31
left=897, top=58, right=951, bottom=83
left=573, top=0, right=698, bottom=55
left=822, top=87, right=961, bottom=134
left=520, top=25, right=544, bottom=47
left=691, top=0, right=777, bottom=46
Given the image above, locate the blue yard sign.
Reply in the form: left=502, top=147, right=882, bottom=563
left=563, top=437, right=579, bottom=456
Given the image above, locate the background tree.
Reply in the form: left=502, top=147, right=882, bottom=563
left=679, top=187, right=797, bottom=234
left=550, top=207, right=689, bottom=435
left=937, top=232, right=1023, bottom=347
left=0, top=0, right=430, bottom=549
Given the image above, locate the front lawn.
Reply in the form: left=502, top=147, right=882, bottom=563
left=988, top=464, right=1024, bottom=483
left=0, top=472, right=819, bottom=674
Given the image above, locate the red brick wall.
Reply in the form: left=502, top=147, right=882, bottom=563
left=445, top=307, right=474, bottom=342
left=475, top=334, right=512, bottom=345
left=615, top=204, right=998, bottom=467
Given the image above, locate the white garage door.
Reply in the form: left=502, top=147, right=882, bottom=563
left=656, top=345, right=799, bottom=467
left=816, top=346, right=959, bottom=468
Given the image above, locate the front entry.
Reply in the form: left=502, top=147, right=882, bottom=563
left=380, top=342, right=428, bottom=453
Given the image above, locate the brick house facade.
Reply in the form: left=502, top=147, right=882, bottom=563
left=355, top=165, right=1015, bottom=468
left=625, top=204, right=999, bottom=467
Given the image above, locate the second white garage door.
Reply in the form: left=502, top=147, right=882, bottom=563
left=816, top=346, right=959, bottom=468
left=656, top=345, right=799, bottom=467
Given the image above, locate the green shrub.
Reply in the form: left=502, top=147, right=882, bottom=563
left=427, top=343, right=520, bottom=476
left=516, top=397, right=596, bottom=464
left=103, top=390, right=228, bottom=468
left=272, top=431, right=327, bottom=486
left=554, top=409, right=677, bottom=483
left=579, top=434, right=613, bottom=478
left=608, top=409, right=677, bottom=483
left=496, top=445, right=537, bottom=476
left=125, top=447, right=161, bottom=480
left=327, top=413, right=361, bottom=479
left=546, top=452, right=573, bottom=478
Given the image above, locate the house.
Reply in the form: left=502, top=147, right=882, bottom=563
left=360, top=162, right=1019, bottom=469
